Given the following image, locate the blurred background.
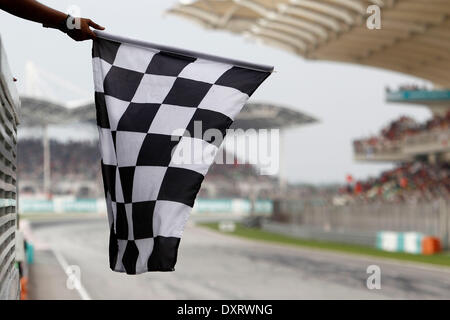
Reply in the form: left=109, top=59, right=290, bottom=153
left=0, top=0, right=449, bottom=300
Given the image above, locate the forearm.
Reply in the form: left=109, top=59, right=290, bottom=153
left=0, top=0, right=66, bottom=27
left=0, top=0, right=105, bottom=41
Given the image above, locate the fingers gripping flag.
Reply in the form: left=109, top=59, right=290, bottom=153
left=92, top=33, right=271, bottom=274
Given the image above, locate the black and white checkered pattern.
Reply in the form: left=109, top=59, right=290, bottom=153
left=92, top=37, right=270, bottom=274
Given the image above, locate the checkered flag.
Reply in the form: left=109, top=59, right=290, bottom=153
left=92, top=33, right=272, bottom=274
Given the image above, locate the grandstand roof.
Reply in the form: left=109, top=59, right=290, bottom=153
left=168, top=0, right=450, bottom=88
left=20, top=97, right=317, bottom=130
left=19, top=97, right=94, bottom=126
left=231, top=102, right=316, bottom=130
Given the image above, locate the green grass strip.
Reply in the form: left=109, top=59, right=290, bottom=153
left=200, top=222, right=450, bottom=268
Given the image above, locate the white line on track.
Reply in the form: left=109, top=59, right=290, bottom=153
left=52, top=249, right=92, bottom=300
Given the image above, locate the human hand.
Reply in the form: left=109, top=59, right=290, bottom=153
left=66, top=17, right=105, bottom=41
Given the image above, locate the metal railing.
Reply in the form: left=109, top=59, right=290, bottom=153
left=354, top=128, right=450, bottom=161
left=403, top=129, right=450, bottom=154
left=270, top=199, right=450, bottom=249
left=0, top=36, right=20, bottom=300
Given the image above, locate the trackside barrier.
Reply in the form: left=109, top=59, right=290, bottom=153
left=19, top=198, right=273, bottom=215
left=376, top=231, right=442, bottom=255
left=19, top=198, right=106, bottom=214
left=272, top=198, right=450, bottom=250
left=0, top=35, right=20, bottom=300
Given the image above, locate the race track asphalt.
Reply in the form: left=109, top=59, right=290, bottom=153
left=27, top=217, right=450, bottom=299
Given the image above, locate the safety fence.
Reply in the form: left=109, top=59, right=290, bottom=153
left=269, top=198, right=450, bottom=250
left=0, top=36, right=20, bottom=300
left=19, top=198, right=273, bottom=216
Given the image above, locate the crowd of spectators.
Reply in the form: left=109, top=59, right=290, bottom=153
left=18, top=138, right=450, bottom=204
left=18, top=139, right=101, bottom=182
left=353, top=112, right=450, bottom=154
left=18, top=139, right=278, bottom=198
left=339, top=161, right=450, bottom=203
left=198, top=154, right=278, bottom=198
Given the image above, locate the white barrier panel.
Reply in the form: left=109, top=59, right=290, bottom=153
left=378, top=231, right=399, bottom=252
left=403, top=232, right=423, bottom=254
left=376, top=231, right=423, bottom=254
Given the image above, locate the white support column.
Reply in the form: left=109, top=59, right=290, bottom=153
left=42, top=125, right=51, bottom=198
left=278, top=128, right=287, bottom=192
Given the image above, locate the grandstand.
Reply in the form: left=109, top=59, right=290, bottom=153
left=18, top=97, right=317, bottom=199
left=18, top=139, right=102, bottom=197
left=354, top=86, right=450, bottom=162
left=354, top=110, right=450, bottom=163
left=18, top=137, right=281, bottom=199
left=348, top=86, right=450, bottom=203
left=167, top=0, right=450, bottom=206
left=360, top=88, right=450, bottom=155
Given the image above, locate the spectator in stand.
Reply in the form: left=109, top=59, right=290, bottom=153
left=340, top=161, right=450, bottom=203
left=353, top=111, right=450, bottom=156
left=18, top=138, right=279, bottom=199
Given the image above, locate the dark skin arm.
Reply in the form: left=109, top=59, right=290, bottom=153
left=0, top=0, right=104, bottom=41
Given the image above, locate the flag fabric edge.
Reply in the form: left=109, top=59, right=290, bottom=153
left=94, top=30, right=274, bottom=73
